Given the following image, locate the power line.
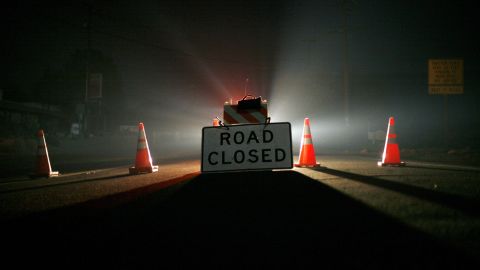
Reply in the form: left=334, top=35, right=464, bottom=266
left=41, top=13, right=273, bottom=69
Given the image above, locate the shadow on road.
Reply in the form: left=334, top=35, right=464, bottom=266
left=0, top=173, right=132, bottom=194
left=406, top=164, right=480, bottom=173
left=3, top=170, right=477, bottom=268
left=310, top=167, right=480, bottom=218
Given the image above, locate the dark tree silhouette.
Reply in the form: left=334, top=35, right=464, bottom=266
left=32, top=49, right=126, bottom=133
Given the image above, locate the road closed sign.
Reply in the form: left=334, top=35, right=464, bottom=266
left=202, top=122, right=293, bottom=172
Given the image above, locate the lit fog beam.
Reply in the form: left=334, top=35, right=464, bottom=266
left=156, top=16, right=231, bottom=100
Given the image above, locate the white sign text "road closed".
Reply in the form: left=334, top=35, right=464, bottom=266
left=201, top=123, right=293, bottom=172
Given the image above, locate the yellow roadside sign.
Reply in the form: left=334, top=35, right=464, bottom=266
left=428, top=59, right=463, bottom=94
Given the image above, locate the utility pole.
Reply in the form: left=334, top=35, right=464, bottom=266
left=341, top=0, right=350, bottom=127
left=84, top=4, right=92, bottom=138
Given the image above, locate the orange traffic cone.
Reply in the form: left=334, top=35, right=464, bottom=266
left=129, top=122, right=159, bottom=174
left=378, top=117, right=406, bottom=166
left=213, top=118, right=220, bottom=126
left=295, top=118, right=320, bottom=167
left=30, top=129, right=59, bottom=178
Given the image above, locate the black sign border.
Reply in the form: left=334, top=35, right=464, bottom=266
left=201, top=122, right=293, bottom=173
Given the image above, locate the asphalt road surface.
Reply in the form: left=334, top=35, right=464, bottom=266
left=2, top=155, right=480, bottom=268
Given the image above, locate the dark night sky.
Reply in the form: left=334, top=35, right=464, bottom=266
left=2, top=0, right=479, bottom=147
